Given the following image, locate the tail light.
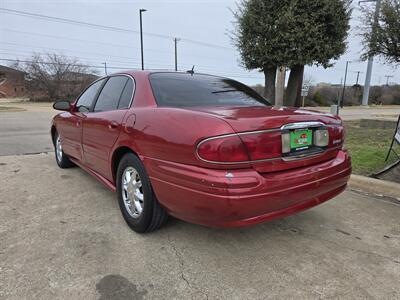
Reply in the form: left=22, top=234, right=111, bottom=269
left=197, top=124, right=343, bottom=165
left=328, top=126, right=344, bottom=148
left=197, top=135, right=250, bottom=163
left=240, top=131, right=282, bottom=160
left=196, top=131, right=282, bottom=164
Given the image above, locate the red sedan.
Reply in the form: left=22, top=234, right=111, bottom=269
left=51, top=71, right=351, bottom=233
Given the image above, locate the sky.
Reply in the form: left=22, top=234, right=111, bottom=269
left=0, top=0, right=399, bottom=86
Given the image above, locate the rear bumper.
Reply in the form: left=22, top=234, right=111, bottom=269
left=144, top=150, right=351, bottom=228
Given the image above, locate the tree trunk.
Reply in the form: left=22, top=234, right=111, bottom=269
left=263, top=66, right=276, bottom=105
left=284, top=65, right=304, bottom=107
left=294, top=65, right=304, bottom=107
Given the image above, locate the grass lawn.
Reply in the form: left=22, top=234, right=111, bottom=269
left=0, top=106, right=26, bottom=112
left=344, top=120, right=399, bottom=176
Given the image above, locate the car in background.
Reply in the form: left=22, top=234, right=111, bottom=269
left=51, top=71, right=351, bottom=233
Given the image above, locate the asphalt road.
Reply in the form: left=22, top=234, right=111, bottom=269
left=0, top=110, right=55, bottom=156
left=0, top=154, right=399, bottom=299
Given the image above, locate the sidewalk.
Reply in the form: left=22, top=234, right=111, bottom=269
left=307, top=105, right=400, bottom=121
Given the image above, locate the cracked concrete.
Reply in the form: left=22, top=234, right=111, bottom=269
left=1, top=153, right=400, bottom=299
left=167, top=233, right=209, bottom=299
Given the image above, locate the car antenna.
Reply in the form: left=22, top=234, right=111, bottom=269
left=187, top=65, right=195, bottom=76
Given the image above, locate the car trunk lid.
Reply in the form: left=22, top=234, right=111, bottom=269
left=191, top=106, right=344, bottom=173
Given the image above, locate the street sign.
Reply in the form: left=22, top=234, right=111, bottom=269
left=385, top=114, right=400, bottom=162
left=301, top=85, right=309, bottom=97
left=301, top=85, right=310, bottom=106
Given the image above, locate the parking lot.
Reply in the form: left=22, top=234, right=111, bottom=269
left=0, top=104, right=399, bottom=299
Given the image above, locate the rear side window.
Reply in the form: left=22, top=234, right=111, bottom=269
left=94, top=76, right=128, bottom=112
left=149, top=73, right=270, bottom=108
left=118, top=78, right=134, bottom=109
left=76, top=78, right=106, bottom=111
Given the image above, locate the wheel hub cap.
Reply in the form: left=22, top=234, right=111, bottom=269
left=122, top=167, right=144, bottom=218
left=56, top=136, right=63, bottom=162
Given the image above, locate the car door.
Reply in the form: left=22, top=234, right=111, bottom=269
left=58, top=78, right=106, bottom=161
left=82, top=75, right=135, bottom=180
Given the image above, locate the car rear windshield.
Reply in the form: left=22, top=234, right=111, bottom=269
left=149, top=73, right=270, bottom=108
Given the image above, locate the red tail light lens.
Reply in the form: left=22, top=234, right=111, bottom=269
left=197, top=131, right=282, bottom=164
left=328, top=126, right=344, bottom=148
left=197, top=135, right=250, bottom=163
left=240, top=131, right=282, bottom=160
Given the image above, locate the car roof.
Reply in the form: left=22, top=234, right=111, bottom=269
left=107, top=70, right=224, bottom=79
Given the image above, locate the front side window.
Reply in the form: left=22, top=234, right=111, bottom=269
left=94, top=76, right=128, bottom=112
left=149, top=73, right=270, bottom=108
left=76, top=78, right=106, bottom=112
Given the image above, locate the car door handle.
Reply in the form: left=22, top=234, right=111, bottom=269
left=108, top=122, right=119, bottom=130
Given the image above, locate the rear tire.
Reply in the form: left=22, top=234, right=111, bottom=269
left=54, top=131, right=74, bottom=168
left=116, top=153, right=168, bottom=233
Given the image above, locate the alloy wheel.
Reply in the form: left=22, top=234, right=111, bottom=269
left=56, top=135, right=63, bottom=162
left=122, top=166, right=144, bottom=218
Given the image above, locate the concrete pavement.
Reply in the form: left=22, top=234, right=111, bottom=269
left=309, top=105, right=400, bottom=121
left=0, top=153, right=399, bottom=299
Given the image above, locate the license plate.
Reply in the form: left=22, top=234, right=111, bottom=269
left=290, top=129, right=312, bottom=151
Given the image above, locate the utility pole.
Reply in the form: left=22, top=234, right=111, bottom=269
left=355, top=71, right=363, bottom=85
left=139, top=8, right=147, bottom=70
left=174, top=38, right=180, bottom=72
left=102, top=62, right=107, bottom=75
left=385, top=75, right=393, bottom=86
left=338, top=61, right=350, bottom=113
left=336, top=78, right=343, bottom=109
left=360, top=0, right=381, bottom=106
left=275, top=66, right=286, bottom=106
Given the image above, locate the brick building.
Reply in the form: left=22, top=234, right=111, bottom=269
left=0, top=65, right=27, bottom=98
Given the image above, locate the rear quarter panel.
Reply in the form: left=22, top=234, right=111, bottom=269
left=113, top=107, right=235, bottom=166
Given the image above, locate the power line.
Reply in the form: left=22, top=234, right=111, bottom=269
left=1, top=28, right=174, bottom=55
left=0, top=45, right=262, bottom=78
left=2, top=28, right=236, bottom=64
left=0, top=8, right=232, bottom=50
left=0, top=42, right=173, bottom=65
left=0, top=58, right=139, bottom=71
left=0, top=50, right=140, bottom=67
left=0, top=57, right=264, bottom=80
left=2, top=28, right=233, bottom=62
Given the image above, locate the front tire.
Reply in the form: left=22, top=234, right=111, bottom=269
left=116, top=153, right=168, bottom=233
left=54, top=132, right=74, bottom=168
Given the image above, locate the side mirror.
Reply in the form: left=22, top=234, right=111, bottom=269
left=53, top=100, right=71, bottom=111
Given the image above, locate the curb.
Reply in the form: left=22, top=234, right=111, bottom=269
left=349, top=174, right=400, bottom=200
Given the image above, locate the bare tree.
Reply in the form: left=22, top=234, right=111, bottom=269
left=19, top=53, right=98, bottom=101
left=303, top=74, right=315, bottom=87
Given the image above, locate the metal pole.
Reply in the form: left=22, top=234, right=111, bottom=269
left=385, top=75, right=393, bottom=86
left=174, top=38, right=180, bottom=71
left=139, top=9, right=146, bottom=70
left=102, top=62, right=107, bottom=75
left=338, top=62, right=350, bottom=114
left=356, top=71, right=361, bottom=85
left=361, top=0, right=381, bottom=106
